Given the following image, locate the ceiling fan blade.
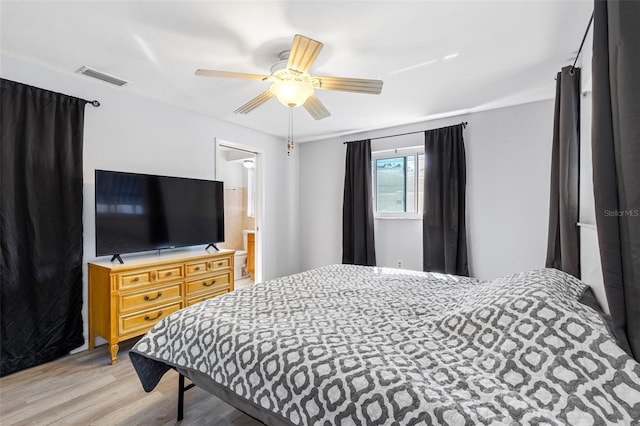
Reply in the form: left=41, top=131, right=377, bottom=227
left=287, top=34, right=323, bottom=74
left=303, top=95, right=331, bottom=120
left=234, top=91, right=274, bottom=114
left=314, top=76, right=383, bottom=94
left=195, top=69, right=271, bottom=81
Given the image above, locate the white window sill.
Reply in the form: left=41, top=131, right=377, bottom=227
left=375, top=215, right=423, bottom=220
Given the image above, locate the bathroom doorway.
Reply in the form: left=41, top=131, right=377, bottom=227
left=215, top=139, right=261, bottom=289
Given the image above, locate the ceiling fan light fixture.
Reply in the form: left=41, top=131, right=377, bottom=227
left=270, top=80, right=313, bottom=107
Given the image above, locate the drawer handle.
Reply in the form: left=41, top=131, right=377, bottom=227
left=203, top=279, right=216, bottom=287
left=133, top=277, right=140, bottom=282
left=195, top=266, right=201, bottom=271
left=144, top=311, right=163, bottom=321
left=151, top=273, right=157, bottom=280
left=217, top=262, right=224, bottom=267
left=167, top=271, right=172, bottom=276
left=144, top=291, right=163, bottom=301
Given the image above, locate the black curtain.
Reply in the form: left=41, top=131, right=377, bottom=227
left=1, top=79, right=86, bottom=376
left=592, top=0, right=640, bottom=360
left=545, top=66, right=581, bottom=278
left=423, top=124, right=468, bottom=276
left=342, top=139, right=376, bottom=266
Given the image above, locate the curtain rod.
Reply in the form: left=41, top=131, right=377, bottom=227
left=343, top=121, right=468, bottom=144
left=4, top=79, right=101, bottom=107
left=572, top=12, right=594, bottom=69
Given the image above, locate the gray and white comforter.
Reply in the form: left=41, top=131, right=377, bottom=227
left=130, top=265, right=640, bottom=425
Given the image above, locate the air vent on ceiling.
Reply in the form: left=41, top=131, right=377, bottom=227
left=76, top=66, right=128, bottom=87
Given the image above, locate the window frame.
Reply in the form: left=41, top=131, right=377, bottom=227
left=372, top=146, right=424, bottom=220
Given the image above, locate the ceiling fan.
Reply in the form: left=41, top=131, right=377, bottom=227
left=195, top=34, right=384, bottom=120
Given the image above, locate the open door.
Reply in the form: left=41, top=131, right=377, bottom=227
left=215, top=138, right=263, bottom=287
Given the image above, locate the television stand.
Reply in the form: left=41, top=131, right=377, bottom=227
left=205, top=243, right=219, bottom=251
left=88, top=250, right=235, bottom=363
left=110, top=254, right=124, bottom=264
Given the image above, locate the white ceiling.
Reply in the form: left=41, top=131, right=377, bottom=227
left=0, top=1, right=592, bottom=142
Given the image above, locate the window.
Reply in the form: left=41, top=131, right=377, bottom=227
left=373, top=147, right=424, bottom=218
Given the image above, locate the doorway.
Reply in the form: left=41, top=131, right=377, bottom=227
left=215, top=139, right=262, bottom=289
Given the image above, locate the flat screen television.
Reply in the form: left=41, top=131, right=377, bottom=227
left=95, top=170, right=224, bottom=260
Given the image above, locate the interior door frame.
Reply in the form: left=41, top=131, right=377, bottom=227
left=214, top=137, right=263, bottom=283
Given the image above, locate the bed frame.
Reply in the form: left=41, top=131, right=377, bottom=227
left=177, top=374, right=196, bottom=421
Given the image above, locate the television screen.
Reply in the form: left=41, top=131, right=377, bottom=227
left=95, top=170, right=224, bottom=256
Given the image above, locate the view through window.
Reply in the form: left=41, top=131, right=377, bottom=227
left=373, top=148, right=424, bottom=217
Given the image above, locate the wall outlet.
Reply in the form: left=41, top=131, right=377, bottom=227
left=397, top=260, right=403, bottom=269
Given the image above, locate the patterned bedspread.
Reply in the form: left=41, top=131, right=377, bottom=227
left=130, top=265, right=640, bottom=425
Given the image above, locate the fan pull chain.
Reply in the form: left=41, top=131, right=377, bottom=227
left=287, top=106, right=294, bottom=156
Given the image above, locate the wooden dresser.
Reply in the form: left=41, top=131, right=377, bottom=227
left=247, top=231, right=255, bottom=280
left=88, top=249, right=234, bottom=364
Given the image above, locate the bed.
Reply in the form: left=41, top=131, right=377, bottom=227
left=130, top=264, right=640, bottom=424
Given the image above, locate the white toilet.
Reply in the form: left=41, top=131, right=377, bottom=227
left=234, top=250, right=248, bottom=279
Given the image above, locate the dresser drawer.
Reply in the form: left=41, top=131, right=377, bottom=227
left=119, top=270, right=153, bottom=289
left=209, top=257, right=230, bottom=272
left=185, top=261, right=209, bottom=276
left=186, top=289, right=228, bottom=307
left=118, top=283, right=182, bottom=314
left=156, top=265, right=183, bottom=281
left=118, top=302, right=182, bottom=336
left=185, top=273, right=230, bottom=297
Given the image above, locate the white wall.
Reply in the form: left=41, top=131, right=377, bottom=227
left=299, top=100, right=556, bottom=280
left=1, top=54, right=300, bottom=350
left=218, top=156, right=246, bottom=189
left=576, top=28, right=607, bottom=312
left=465, top=101, right=554, bottom=279
left=299, top=138, right=345, bottom=269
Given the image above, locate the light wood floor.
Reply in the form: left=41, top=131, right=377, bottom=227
left=0, top=339, right=264, bottom=426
